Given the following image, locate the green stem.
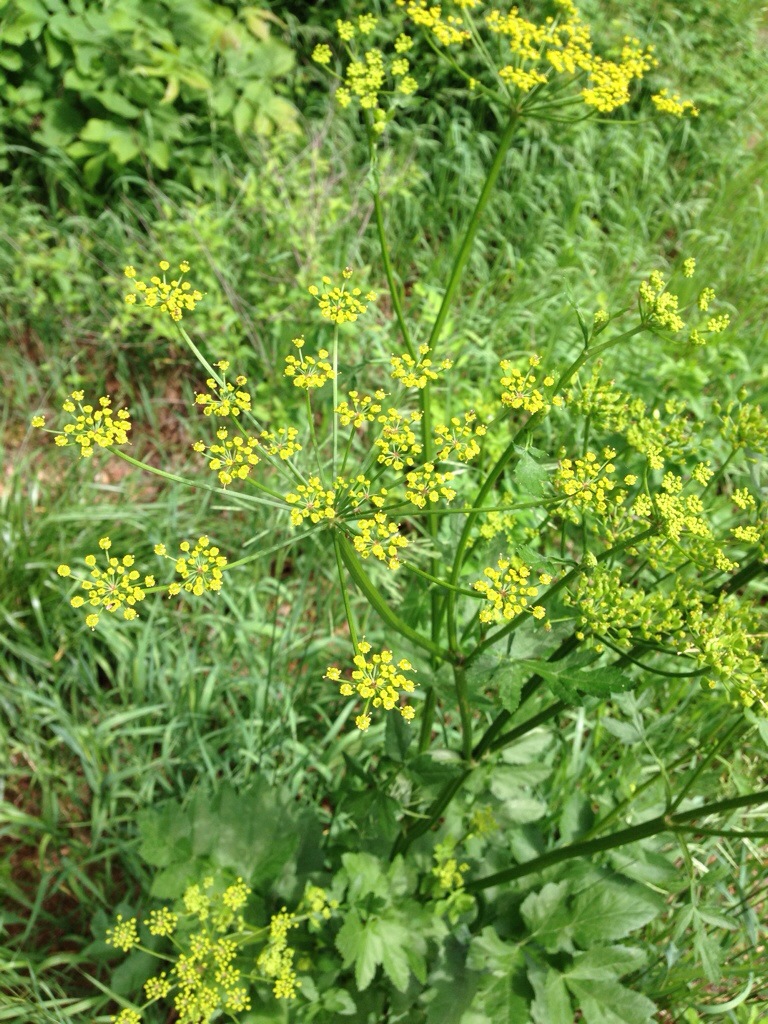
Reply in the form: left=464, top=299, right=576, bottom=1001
left=371, top=174, right=416, bottom=361
left=426, top=110, right=519, bottom=358
left=336, top=532, right=454, bottom=663
left=391, top=769, right=472, bottom=858
left=454, top=665, right=473, bottom=762
left=418, top=686, right=437, bottom=753
left=333, top=533, right=359, bottom=650
left=109, top=448, right=285, bottom=506
left=466, top=788, right=768, bottom=892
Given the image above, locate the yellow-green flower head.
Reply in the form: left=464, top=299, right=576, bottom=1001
left=144, top=907, right=178, bottom=937
left=499, top=355, right=560, bottom=414
left=374, top=407, right=423, bottom=470
left=105, top=914, right=140, bottom=952
left=193, top=429, right=261, bottom=487
left=325, top=640, right=417, bottom=729
left=651, top=88, right=699, bottom=117
left=156, top=537, right=227, bottom=597
left=433, top=410, right=486, bottom=462
left=312, top=43, right=332, bottom=65
left=58, top=539, right=155, bottom=630
left=352, top=511, right=409, bottom=569
left=110, top=1011, right=142, bottom=1024
left=335, top=389, right=387, bottom=428
left=124, top=260, right=202, bottom=321
left=195, top=361, right=252, bottom=417
left=473, top=555, right=549, bottom=624
left=285, top=476, right=337, bottom=527
left=390, top=343, right=453, bottom=389
left=38, top=391, right=131, bottom=457
left=284, top=336, right=336, bottom=389
left=308, top=269, right=376, bottom=324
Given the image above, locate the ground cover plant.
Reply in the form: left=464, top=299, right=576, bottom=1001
left=3, top=1, right=768, bottom=1022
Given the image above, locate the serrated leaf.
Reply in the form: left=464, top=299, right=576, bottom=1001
left=566, top=978, right=657, bottom=1024
left=513, top=450, right=549, bottom=498
left=529, top=966, right=573, bottom=1024
left=570, top=878, right=662, bottom=946
left=335, top=910, right=382, bottom=991
left=521, top=881, right=573, bottom=953
left=568, top=945, right=648, bottom=980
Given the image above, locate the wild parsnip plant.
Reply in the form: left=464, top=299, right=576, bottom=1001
left=28, top=1, right=768, bottom=1021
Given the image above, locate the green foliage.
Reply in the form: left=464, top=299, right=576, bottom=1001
left=0, top=0, right=298, bottom=192
left=2, top=1, right=768, bottom=1022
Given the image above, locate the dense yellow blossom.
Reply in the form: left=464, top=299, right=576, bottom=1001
left=285, top=477, right=337, bottom=526
left=195, top=361, right=252, bottom=417
left=473, top=556, right=549, bottom=624
left=155, top=537, right=227, bottom=597
left=193, top=429, right=261, bottom=486
left=57, top=538, right=155, bottom=630
left=308, top=268, right=376, bottom=324
left=284, top=337, right=335, bottom=389
left=390, top=344, right=453, bottom=389
left=433, top=411, right=486, bottom=462
left=351, top=512, right=409, bottom=569
left=34, top=391, right=131, bottom=457
left=124, top=260, right=202, bottom=321
left=325, top=640, right=417, bottom=729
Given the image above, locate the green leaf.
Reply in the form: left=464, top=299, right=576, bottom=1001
left=95, top=90, right=141, bottom=119
left=521, top=881, right=573, bottom=953
left=37, top=99, right=84, bottom=147
left=569, top=945, right=648, bottom=980
left=335, top=912, right=417, bottom=992
left=570, top=877, right=662, bottom=946
left=565, top=978, right=657, bottom=1024
left=513, top=449, right=549, bottom=498
left=529, top=966, right=573, bottom=1024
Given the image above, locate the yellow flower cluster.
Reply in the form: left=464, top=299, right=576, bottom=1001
left=259, top=426, right=302, bottom=460
left=432, top=839, right=469, bottom=893
left=32, top=391, right=131, bottom=457
left=256, top=908, right=300, bottom=1000
left=105, top=876, right=336, bottom=1020
left=195, top=361, right=252, bottom=417
left=718, top=401, right=768, bottom=454
left=375, top=408, right=423, bottom=469
left=313, top=17, right=419, bottom=127
left=639, top=270, right=686, bottom=332
left=193, top=429, right=261, bottom=487
left=499, top=355, right=559, bottom=414
left=284, top=336, right=335, bottom=389
left=325, top=640, right=416, bottom=731
left=651, top=88, right=699, bottom=117
left=390, top=344, right=453, bottom=389
left=397, top=0, right=470, bottom=47
left=105, top=913, right=140, bottom=952
left=433, top=411, right=486, bottom=462
left=352, top=513, right=409, bottom=569
left=473, top=556, right=550, bottom=624
left=336, top=389, right=387, bottom=428
left=345, top=474, right=388, bottom=510
left=405, top=463, right=457, bottom=508
left=124, top=260, right=202, bottom=322
left=285, top=477, right=337, bottom=526
left=57, top=538, right=155, bottom=630
left=155, top=537, right=227, bottom=597
left=309, top=268, right=376, bottom=324
left=554, top=449, right=631, bottom=523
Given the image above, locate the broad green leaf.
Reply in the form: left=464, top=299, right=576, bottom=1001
left=95, top=90, right=141, bottom=118
left=521, top=881, right=573, bottom=953
left=340, top=851, right=388, bottom=901
left=566, top=978, right=657, bottom=1024
left=466, top=927, right=521, bottom=974
left=568, top=945, right=648, bottom=980
left=513, top=449, right=549, bottom=498
left=335, top=910, right=382, bottom=991
left=529, top=966, right=573, bottom=1024
left=570, top=877, right=662, bottom=946
left=463, top=970, right=531, bottom=1023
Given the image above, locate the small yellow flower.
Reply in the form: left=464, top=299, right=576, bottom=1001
left=105, top=914, right=140, bottom=952
left=312, top=43, right=332, bottom=65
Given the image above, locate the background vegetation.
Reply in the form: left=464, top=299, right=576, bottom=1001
left=1, top=0, right=767, bottom=1021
